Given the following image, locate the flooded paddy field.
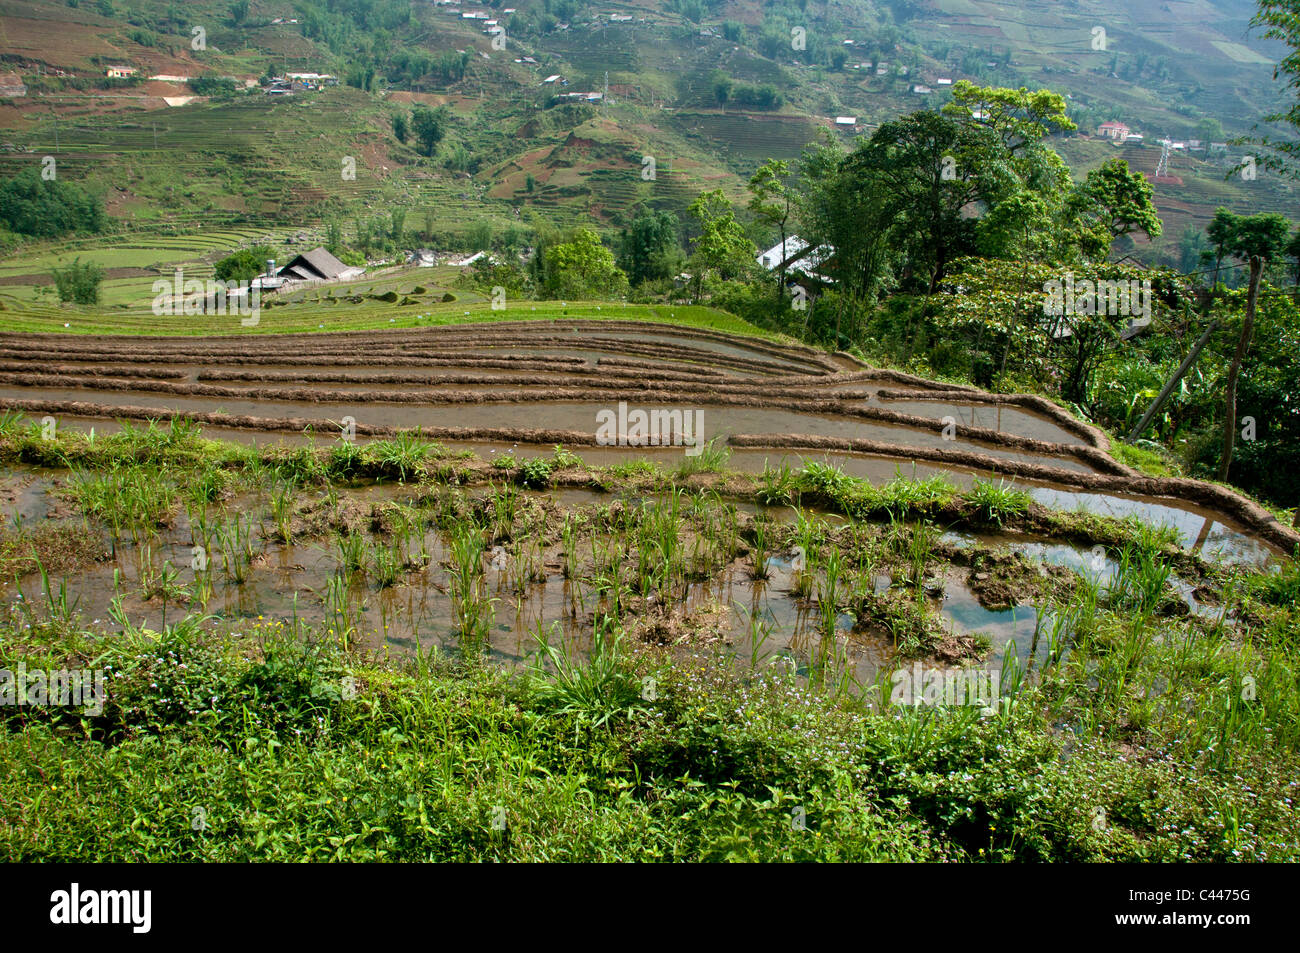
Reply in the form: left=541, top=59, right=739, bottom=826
left=0, top=320, right=1293, bottom=554
left=3, top=318, right=1299, bottom=863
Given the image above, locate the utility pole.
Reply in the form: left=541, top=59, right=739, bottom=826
left=1128, top=298, right=1219, bottom=443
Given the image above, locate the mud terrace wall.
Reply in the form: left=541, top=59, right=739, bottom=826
left=0, top=320, right=1295, bottom=553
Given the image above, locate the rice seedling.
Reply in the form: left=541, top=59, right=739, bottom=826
left=750, top=518, right=772, bottom=580
left=757, top=460, right=799, bottom=506
left=793, top=508, right=827, bottom=564
left=964, top=479, right=1031, bottom=527
left=186, top=467, right=228, bottom=506
left=676, top=437, right=730, bottom=478
left=269, top=480, right=295, bottom=543
left=734, top=604, right=775, bottom=668
left=13, top=561, right=80, bottom=638
left=368, top=430, right=432, bottom=482
left=509, top=536, right=543, bottom=594
left=817, top=548, right=846, bottom=639
left=1107, top=545, right=1172, bottom=615
left=447, top=519, right=494, bottom=655
left=217, top=514, right=257, bottom=585
left=561, top=513, right=579, bottom=580
left=527, top=619, right=646, bottom=737
left=489, top=482, right=519, bottom=541
left=371, top=541, right=404, bottom=589
left=634, top=535, right=661, bottom=595
left=906, top=521, right=939, bottom=588
left=323, top=574, right=353, bottom=650
left=334, top=530, right=367, bottom=574
left=142, top=560, right=189, bottom=632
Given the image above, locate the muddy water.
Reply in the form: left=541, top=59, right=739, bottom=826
left=0, top=468, right=1259, bottom=704
left=0, top=474, right=1071, bottom=689
left=0, top=388, right=1096, bottom=473
left=6, top=410, right=1277, bottom=562
left=863, top=399, right=1085, bottom=447
left=527, top=327, right=823, bottom=367
left=451, top=345, right=771, bottom=375
left=1024, top=485, right=1275, bottom=566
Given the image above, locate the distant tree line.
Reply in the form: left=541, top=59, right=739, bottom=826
left=0, top=168, right=106, bottom=239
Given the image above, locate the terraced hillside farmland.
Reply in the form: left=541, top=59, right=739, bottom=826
left=2, top=315, right=1299, bottom=863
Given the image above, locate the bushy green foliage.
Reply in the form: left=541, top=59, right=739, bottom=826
left=0, top=168, right=105, bottom=238
left=213, top=245, right=278, bottom=283
left=50, top=258, right=104, bottom=304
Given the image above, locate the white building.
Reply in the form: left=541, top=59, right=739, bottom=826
left=756, top=236, right=833, bottom=278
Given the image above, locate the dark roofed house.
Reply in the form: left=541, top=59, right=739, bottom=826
left=276, top=247, right=364, bottom=285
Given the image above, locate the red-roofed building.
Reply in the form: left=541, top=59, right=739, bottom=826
left=1098, top=121, right=1131, bottom=141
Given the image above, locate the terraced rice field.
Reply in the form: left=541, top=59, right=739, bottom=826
left=3, top=314, right=1299, bottom=867
left=0, top=319, right=1292, bottom=563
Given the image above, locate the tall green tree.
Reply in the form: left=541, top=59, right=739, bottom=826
left=50, top=258, right=104, bottom=305
left=411, top=105, right=450, bottom=158
left=1067, top=158, right=1163, bottom=259
left=617, top=210, right=680, bottom=286
left=798, top=137, right=897, bottom=303
left=942, top=81, right=1076, bottom=157
left=686, top=190, right=756, bottom=299
left=841, top=110, right=991, bottom=293
left=1249, top=1, right=1300, bottom=173
left=748, top=159, right=795, bottom=298
left=1206, top=208, right=1239, bottom=287
left=543, top=227, right=628, bottom=299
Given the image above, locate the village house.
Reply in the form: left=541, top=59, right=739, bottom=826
left=756, top=236, right=834, bottom=282
left=105, top=66, right=137, bottom=79
left=286, top=72, right=338, bottom=87
left=1098, top=120, right=1130, bottom=141
left=274, top=247, right=365, bottom=286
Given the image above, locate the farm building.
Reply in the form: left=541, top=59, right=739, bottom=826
left=275, top=248, right=365, bottom=285
left=1098, top=121, right=1130, bottom=141
left=105, top=66, right=137, bottom=79
left=757, top=236, right=833, bottom=280
left=286, top=72, right=338, bottom=87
